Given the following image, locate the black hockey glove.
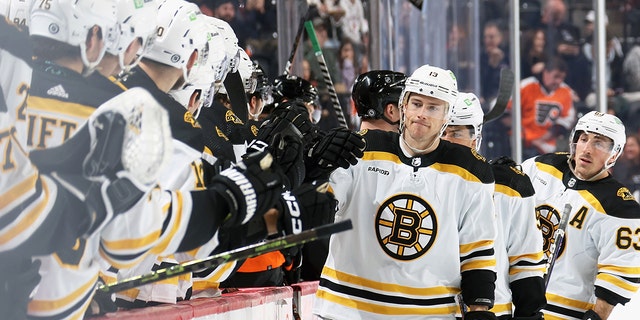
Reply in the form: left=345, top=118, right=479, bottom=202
left=247, top=131, right=305, bottom=189
left=512, top=311, right=544, bottom=320
left=305, top=128, right=366, bottom=180
left=465, top=311, right=499, bottom=320
left=85, top=278, right=117, bottom=317
left=257, top=100, right=318, bottom=146
left=276, top=180, right=337, bottom=235
left=582, top=310, right=602, bottom=320
left=210, top=150, right=284, bottom=225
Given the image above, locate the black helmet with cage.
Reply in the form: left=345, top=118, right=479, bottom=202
left=272, top=74, right=319, bottom=106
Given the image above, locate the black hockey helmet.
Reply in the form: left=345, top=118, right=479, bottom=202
left=272, top=74, right=319, bottom=106
left=352, top=70, right=406, bottom=119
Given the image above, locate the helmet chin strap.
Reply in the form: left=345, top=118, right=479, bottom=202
left=567, top=157, right=612, bottom=182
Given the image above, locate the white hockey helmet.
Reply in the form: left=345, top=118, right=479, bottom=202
left=30, top=0, right=118, bottom=70
left=105, top=0, right=159, bottom=73
left=399, top=65, right=458, bottom=132
left=569, top=111, right=626, bottom=170
left=219, top=49, right=255, bottom=96
left=449, top=92, right=484, bottom=150
left=209, top=17, right=240, bottom=73
left=144, top=0, right=205, bottom=81
left=3, top=0, right=35, bottom=27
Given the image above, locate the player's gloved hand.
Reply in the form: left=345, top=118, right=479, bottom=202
left=276, top=180, right=337, bottom=235
left=465, top=310, right=499, bottom=320
left=582, top=310, right=602, bottom=320
left=257, top=100, right=318, bottom=146
left=512, top=311, right=544, bottom=320
left=85, top=278, right=117, bottom=317
left=247, top=131, right=305, bottom=189
left=210, top=150, right=284, bottom=225
left=305, top=128, right=366, bottom=180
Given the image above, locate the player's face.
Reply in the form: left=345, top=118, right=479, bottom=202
left=402, top=94, right=448, bottom=148
left=572, top=132, right=614, bottom=180
left=442, top=125, right=475, bottom=149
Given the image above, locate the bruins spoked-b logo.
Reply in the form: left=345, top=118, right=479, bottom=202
left=536, top=204, right=567, bottom=259
left=375, top=194, right=437, bottom=260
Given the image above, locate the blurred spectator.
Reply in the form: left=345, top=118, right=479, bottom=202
left=480, top=20, right=509, bottom=104
left=447, top=23, right=473, bottom=91
left=583, top=32, right=625, bottom=109
left=521, top=28, right=547, bottom=79
left=242, top=0, right=278, bottom=82
left=519, top=56, right=576, bottom=159
left=623, top=45, right=640, bottom=92
left=335, top=0, right=369, bottom=59
left=612, top=134, right=640, bottom=202
left=338, top=38, right=358, bottom=91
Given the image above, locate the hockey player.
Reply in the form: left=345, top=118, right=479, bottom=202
left=22, top=0, right=285, bottom=317
left=0, top=14, right=172, bottom=319
left=521, top=111, right=640, bottom=320
left=351, top=70, right=406, bottom=132
left=442, top=92, right=546, bottom=320
left=313, top=65, right=499, bottom=320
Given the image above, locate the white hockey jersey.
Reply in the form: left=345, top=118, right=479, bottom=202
left=521, top=153, right=640, bottom=320
left=314, top=130, right=497, bottom=320
left=490, top=160, right=546, bottom=317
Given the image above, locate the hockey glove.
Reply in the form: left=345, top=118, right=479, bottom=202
left=465, top=311, right=499, bottom=320
left=582, top=310, right=602, bottom=320
left=276, top=180, right=337, bottom=235
left=247, top=131, right=305, bottom=189
left=210, top=150, right=284, bottom=225
left=257, top=100, right=318, bottom=146
left=512, top=312, right=544, bottom=320
left=306, top=128, right=366, bottom=180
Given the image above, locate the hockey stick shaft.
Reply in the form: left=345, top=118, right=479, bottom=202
left=304, top=21, right=348, bottom=129
left=97, top=220, right=353, bottom=293
left=283, top=9, right=311, bottom=75
left=544, top=203, right=572, bottom=289
left=483, top=68, right=514, bottom=123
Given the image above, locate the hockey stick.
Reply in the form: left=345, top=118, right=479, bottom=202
left=283, top=8, right=311, bottom=76
left=304, top=20, right=348, bottom=129
left=483, top=68, right=514, bottom=123
left=544, top=203, right=572, bottom=289
left=224, top=71, right=249, bottom=122
left=97, top=219, right=353, bottom=294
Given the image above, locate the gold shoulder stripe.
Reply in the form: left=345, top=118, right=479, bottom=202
left=27, top=96, right=95, bottom=119
left=577, top=190, right=606, bottom=214
left=495, top=184, right=522, bottom=197
left=535, top=162, right=564, bottom=180
left=362, top=151, right=402, bottom=164
left=431, top=163, right=481, bottom=183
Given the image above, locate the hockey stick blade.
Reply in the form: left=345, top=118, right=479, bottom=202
left=483, top=68, right=514, bottom=123
left=97, top=220, right=353, bottom=294
left=544, top=203, right=571, bottom=289
left=406, top=0, right=423, bottom=9
left=224, top=71, right=249, bottom=122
